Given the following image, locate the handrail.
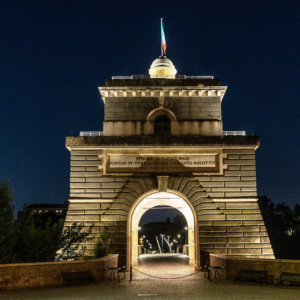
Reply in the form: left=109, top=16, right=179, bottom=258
left=222, top=131, right=246, bottom=136
left=79, top=131, right=103, bottom=137
left=79, top=131, right=246, bottom=137
left=111, top=75, right=214, bottom=80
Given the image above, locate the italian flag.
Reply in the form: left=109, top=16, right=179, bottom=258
left=161, top=18, right=167, bottom=56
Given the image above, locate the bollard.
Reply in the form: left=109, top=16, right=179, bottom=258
left=130, top=264, right=132, bottom=281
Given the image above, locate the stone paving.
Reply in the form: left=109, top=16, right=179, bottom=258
left=1, top=254, right=300, bottom=300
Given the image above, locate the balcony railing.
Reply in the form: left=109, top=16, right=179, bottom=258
left=80, top=131, right=103, bottom=137
left=111, top=75, right=214, bottom=80
left=79, top=131, right=246, bottom=137
left=112, top=75, right=149, bottom=80
left=222, top=131, right=246, bottom=136
left=177, top=75, right=214, bottom=79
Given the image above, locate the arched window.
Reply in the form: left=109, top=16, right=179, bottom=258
left=154, top=115, right=171, bottom=135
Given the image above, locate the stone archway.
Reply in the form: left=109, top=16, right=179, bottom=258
left=127, top=190, right=199, bottom=270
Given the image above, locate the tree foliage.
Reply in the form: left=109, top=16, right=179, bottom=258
left=56, top=223, right=93, bottom=261
left=14, top=204, right=65, bottom=262
left=259, top=196, right=300, bottom=259
left=0, top=179, right=16, bottom=263
left=0, top=179, right=94, bottom=263
left=94, top=227, right=110, bottom=258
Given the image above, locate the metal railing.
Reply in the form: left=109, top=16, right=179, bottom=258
left=222, top=131, right=246, bottom=136
left=79, top=131, right=246, bottom=137
left=112, top=76, right=133, bottom=80
left=111, top=75, right=214, bottom=80
left=79, top=131, right=103, bottom=137
left=112, top=75, right=150, bottom=80
left=177, top=75, right=214, bottom=79
left=132, top=75, right=150, bottom=79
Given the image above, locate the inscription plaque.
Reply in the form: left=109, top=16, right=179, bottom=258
left=106, top=154, right=220, bottom=174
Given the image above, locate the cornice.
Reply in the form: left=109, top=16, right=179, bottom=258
left=98, top=86, right=227, bottom=103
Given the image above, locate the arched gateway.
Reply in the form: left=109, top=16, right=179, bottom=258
left=128, top=191, right=198, bottom=268
left=64, top=55, right=275, bottom=269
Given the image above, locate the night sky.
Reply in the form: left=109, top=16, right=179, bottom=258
left=1, top=0, right=300, bottom=214
left=140, top=207, right=181, bottom=226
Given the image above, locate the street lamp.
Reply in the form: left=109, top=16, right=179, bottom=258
left=177, top=234, right=181, bottom=238
left=184, top=226, right=188, bottom=245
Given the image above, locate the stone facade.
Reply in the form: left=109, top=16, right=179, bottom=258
left=64, top=68, right=274, bottom=267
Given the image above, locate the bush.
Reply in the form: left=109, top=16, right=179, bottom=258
left=94, top=228, right=110, bottom=258
left=56, top=223, right=94, bottom=261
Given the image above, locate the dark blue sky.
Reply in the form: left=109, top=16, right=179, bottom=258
left=140, top=207, right=181, bottom=226
left=1, top=0, right=299, bottom=212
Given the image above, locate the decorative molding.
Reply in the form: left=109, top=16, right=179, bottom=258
left=98, top=86, right=227, bottom=103
left=147, top=107, right=177, bottom=121
left=157, top=176, right=169, bottom=191
left=213, top=198, right=259, bottom=202
left=68, top=198, right=113, bottom=203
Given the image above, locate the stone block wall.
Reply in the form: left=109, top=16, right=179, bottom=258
left=164, top=97, right=221, bottom=120
left=204, top=149, right=257, bottom=199
left=198, top=201, right=272, bottom=257
left=0, top=254, right=118, bottom=290
left=209, top=254, right=300, bottom=284
left=65, top=146, right=274, bottom=265
left=195, top=149, right=273, bottom=258
left=104, top=96, right=222, bottom=122
left=105, top=97, right=159, bottom=121
left=103, top=119, right=222, bottom=136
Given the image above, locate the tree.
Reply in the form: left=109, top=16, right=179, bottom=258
left=0, top=179, right=16, bottom=263
left=15, top=207, right=94, bottom=262
left=56, top=223, right=94, bottom=261
left=163, top=235, right=172, bottom=253
left=0, top=179, right=95, bottom=263
left=140, top=214, right=188, bottom=253
left=259, top=196, right=300, bottom=259
left=14, top=204, right=65, bottom=262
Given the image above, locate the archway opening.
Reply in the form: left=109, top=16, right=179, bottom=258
left=129, top=191, right=197, bottom=269
left=138, top=206, right=189, bottom=265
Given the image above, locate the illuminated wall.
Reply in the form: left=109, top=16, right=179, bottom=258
left=64, top=68, right=274, bottom=267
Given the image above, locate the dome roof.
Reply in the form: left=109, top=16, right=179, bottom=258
left=149, top=56, right=177, bottom=79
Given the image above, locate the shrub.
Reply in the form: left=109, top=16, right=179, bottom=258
left=94, top=227, right=110, bottom=258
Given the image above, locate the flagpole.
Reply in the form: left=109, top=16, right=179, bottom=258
left=161, top=18, right=163, bottom=57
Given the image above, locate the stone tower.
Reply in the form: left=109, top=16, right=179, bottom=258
left=64, top=55, right=274, bottom=268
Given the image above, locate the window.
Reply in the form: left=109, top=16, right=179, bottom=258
left=154, top=115, right=171, bottom=135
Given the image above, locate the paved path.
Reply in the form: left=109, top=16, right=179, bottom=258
left=1, top=254, right=300, bottom=299
left=138, top=253, right=189, bottom=265
left=136, top=253, right=195, bottom=279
